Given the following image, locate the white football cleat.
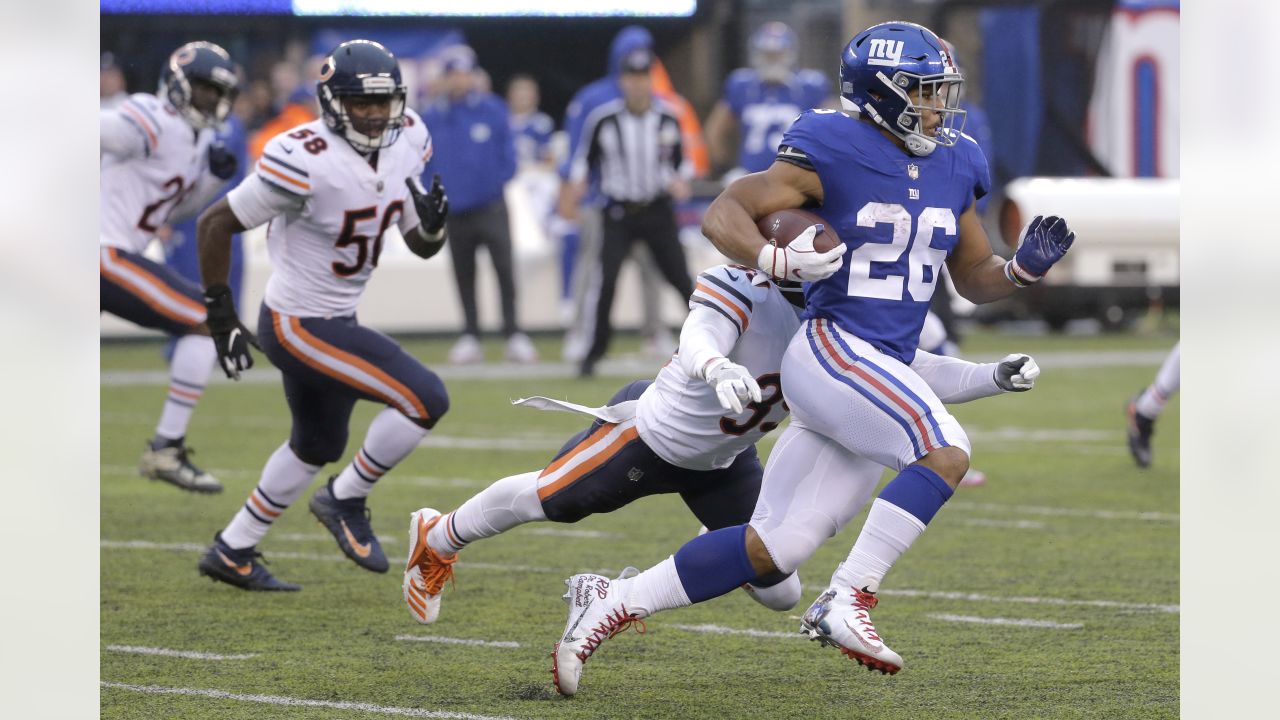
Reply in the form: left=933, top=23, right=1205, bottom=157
left=402, top=508, right=456, bottom=624
left=800, top=581, right=903, bottom=674
left=552, top=570, right=646, bottom=696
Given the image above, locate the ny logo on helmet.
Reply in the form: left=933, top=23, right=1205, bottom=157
left=867, top=38, right=904, bottom=67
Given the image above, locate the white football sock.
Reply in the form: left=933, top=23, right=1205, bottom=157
left=616, top=556, right=690, bottom=618
left=832, top=499, right=927, bottom=590
left=427, top=471, right=546, bottom=555
left=221, top=443, right=321, bottom=549
left=331, top=408, right=428, bottom=500
left=1136, top=343, right=1180, bottom=419
left=154, top=334, right=216, bottom=441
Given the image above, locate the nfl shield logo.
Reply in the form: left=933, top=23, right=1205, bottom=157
left=907, top=163, right=919, bottom=180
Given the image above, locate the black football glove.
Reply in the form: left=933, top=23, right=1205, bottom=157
left=406, top=174, right=449, bottom=236
left=203, top=283, right=259, bottom=380
left=207, top=142, right=238, bottom=181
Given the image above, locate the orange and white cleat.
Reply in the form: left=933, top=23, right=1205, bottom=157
left=552, top=570, right=646, bottom=696
left=402, top=508, right=457, bottom=624
left=800, top=581, right=904, bottom=675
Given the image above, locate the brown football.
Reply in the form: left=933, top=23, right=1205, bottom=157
left=756, top=208, right=841, bottom=253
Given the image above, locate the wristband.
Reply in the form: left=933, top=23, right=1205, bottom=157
left=1003, top=259, right=1037, bottom=288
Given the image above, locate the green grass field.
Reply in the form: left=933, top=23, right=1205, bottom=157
left=101, top=330, right=1179, bottom=719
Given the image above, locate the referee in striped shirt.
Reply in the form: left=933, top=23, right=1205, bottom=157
left=567, top=47, right=695, bottom=377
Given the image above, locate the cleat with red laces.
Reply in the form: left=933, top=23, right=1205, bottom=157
left=800, top=581, right=903, bottom=675
left=402, top=508, right=457, bottom=624
left=552, top=570, right=646, bottom=696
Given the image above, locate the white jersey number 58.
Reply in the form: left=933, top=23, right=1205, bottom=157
left=846, top=202, right=954, bottom=302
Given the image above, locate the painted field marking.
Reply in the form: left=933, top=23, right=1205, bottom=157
left=950, top=501, right=1178, bottom=523
left=98, top=349, right=1173, bottom=389
left=100, top=539, right=1178, bottom=614
left=669, top=623, right=799, bottom=639
left=100, top=681, right=518, bottom=720
left=802, top=586, right=1179, bottom=615
left=955, top=518, right=1047, bottom=530
left=928, top=613, right=1084, bottom=630
left=522, top=527, right=622, bottom=539
left=394, top=635, right=520, bottom=648
left=104, top=645, right=257, bottom=660
left=99, top=540, right=552, bottom=573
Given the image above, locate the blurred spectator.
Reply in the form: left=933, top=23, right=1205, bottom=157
left=247, top=60, right=318, bottom=163
left=555, top=26, right=679, bottom=362
left=421, top=45, right=537, bottom=364
left=100, top=53, right=128, bottom=109
left=566, top=47, right=694, bottom=377
left=704, top=21, right=830, bottom=178
left=650, top=58, right=709, bottom=179
left=507, top=74, right=555, bottom=169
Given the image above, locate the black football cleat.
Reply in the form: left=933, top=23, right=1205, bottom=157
left=197, top=533, right=300, bottom=591
left=1126, top=395, right=1155, bottom=468
left=309, top=479, right=389, bottom=573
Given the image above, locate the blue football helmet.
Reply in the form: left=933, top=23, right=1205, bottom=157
left=838, top=21, right=965, bottom=157
left=750, top=21, right=798, bottom=83
left=317, top=40, right=407, bottom=153
left=160, top=42, right=238, bottom=130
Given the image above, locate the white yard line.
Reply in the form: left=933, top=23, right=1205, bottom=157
left=950, top=501, right=1178, bottom=523
left=522, top=527, right=622, bottom=539
left=955, top=518, right=1047, bottom=530
left=394, top=635, right=520, bottom=648
left=99, top=539, right=552, bottom=573
left=99, top=682, right=518, bottom=720
left=99, top=349, right=1173, bottom=388
left=928, top=614, right=1084, bottom=630
left=101, top=539, right=1178, bottom=614
left=104, top=645, right=257, bottom=660
left=668, top=623, right=800, bottom=639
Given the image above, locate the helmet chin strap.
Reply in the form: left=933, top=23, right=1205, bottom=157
left=840, top=96, right=935, bottom=157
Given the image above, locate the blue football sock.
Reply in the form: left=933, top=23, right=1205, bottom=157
left=878, top=464, right=954, bottom=524
left=673, top=525, right=758, bottom=603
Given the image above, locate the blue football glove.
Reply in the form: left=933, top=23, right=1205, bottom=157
left=1006, top=215, right=1074, bottom=286
left=207, top=142, right=238, bottom=181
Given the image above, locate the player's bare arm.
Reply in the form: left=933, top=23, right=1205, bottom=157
left=701, top=161, right=821, bottom=266
left=196, top=197, right=245, bottom=289
left=944, top=200, right=1016, bottom=304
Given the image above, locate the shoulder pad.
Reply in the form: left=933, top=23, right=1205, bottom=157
left=119, top=94, right=166, bottom=147
left=690, top=265, right=757, bottom=333
left=257, top=130, right=313, bottom=195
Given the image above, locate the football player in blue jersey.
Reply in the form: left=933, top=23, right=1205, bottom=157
left=705, top=22, right=832, bottom=177
left=549, top=21, right=1072, bottom=693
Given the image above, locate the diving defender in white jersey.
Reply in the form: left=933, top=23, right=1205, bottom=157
left=402, top=263, right=1039, bottom=627
left=194, top=40, right=452, bottom=591
left=549, top=21, right=1073, bottom=694
left=100, top=42, right=240, bottom=493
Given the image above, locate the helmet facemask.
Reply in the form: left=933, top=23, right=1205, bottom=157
left=163, top=47, right=238, bottom=130
left=845, top=69, right=965, bottom=156
left=319, top=82, right=407, bottom=154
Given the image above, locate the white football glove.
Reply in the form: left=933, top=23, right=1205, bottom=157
left=994, top=353, right=1040, bottom=392
left=703, top=357, right=762, bottom=414
left=756, top=224, right=847, bottom=282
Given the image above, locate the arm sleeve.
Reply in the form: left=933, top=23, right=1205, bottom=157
left=167, top=172, right=226, bottom=224
left=100, top=108, right=148, bottom=160
left=909, top=349, right=1003, bottom=404
left=677, top=305, right=744, bottom=381
left=226, top=174, right=306, bottom=230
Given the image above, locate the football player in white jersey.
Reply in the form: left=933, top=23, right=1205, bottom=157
left=193, top=40, right=452, bottom=591
left=401, top=263, right=1037, bottom=629
left=100, top=42, right=240, bottom=494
